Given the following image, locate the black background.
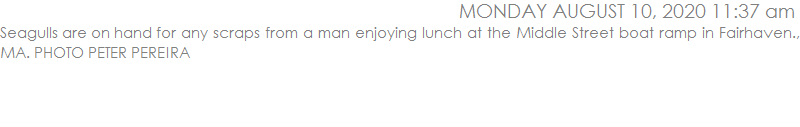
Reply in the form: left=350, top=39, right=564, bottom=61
left=0, top=1, right=798, bottom=124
